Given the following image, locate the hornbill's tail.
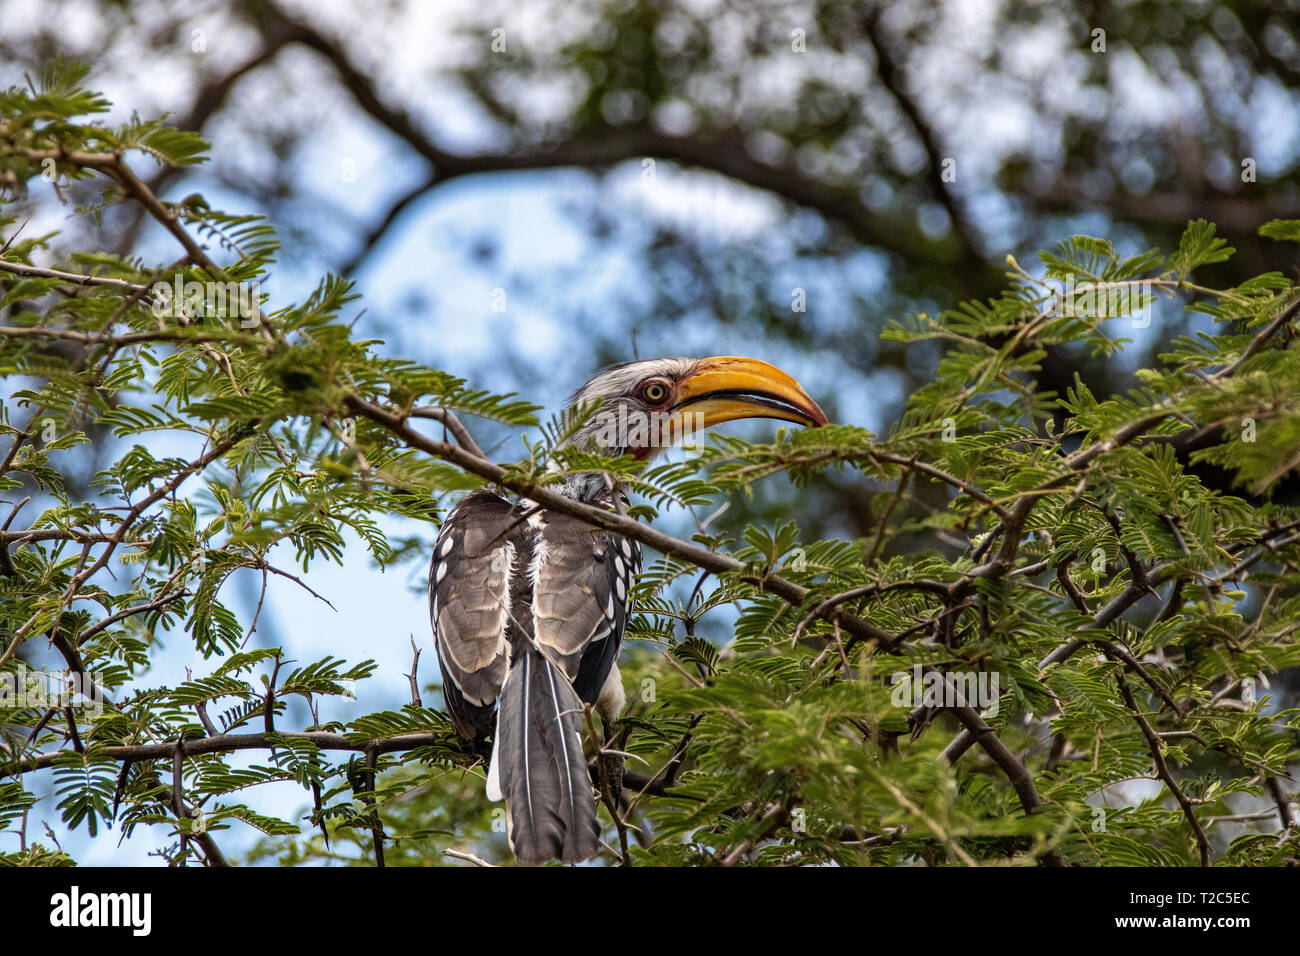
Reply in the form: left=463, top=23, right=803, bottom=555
left=486, top=648, right=600, bottom=864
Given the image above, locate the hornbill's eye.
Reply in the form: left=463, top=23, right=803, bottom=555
left=640, top=380, right=670, bottom=404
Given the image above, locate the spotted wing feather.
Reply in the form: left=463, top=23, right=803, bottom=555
left=430, top=488, right=520, bottom=740
left=531, top=500, right=641, bottom=705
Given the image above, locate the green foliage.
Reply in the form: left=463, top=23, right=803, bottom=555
left=2, top=82, right=1299, bottom=868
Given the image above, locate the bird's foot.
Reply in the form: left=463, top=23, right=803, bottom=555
left=597, top=749, right=624, bottom=805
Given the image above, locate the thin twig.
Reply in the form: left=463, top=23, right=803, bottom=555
left=1117, top=676, right=1211, bottom=866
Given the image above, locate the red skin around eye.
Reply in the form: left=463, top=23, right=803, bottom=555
left=623, top=380, right=676, bottom=458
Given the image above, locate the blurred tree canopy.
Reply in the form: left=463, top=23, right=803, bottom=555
left=2, top=0, right=1298, bottom=541
left=1, top=56, right=1299, bottom=865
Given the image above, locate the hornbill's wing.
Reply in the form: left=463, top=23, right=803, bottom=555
left=430, top=488, right=519, bottom=740
left=493, top=502, right=640, bottom=863
left=432, top=487, right=641, bottom=864
left=530, top=504, right=642, bottom=705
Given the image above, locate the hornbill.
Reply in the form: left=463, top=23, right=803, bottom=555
left=430, top=356, right=827, bottom=863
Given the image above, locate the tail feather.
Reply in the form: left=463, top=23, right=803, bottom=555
left=496, top=649, right=600, bottom=863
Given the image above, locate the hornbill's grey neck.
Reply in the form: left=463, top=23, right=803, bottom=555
left=556, top=392, right=646, bottom=504
left=561, top=470, right=621, bottom=503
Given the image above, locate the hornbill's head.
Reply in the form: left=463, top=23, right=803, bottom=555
left=567, top=356, right=828, bottom=460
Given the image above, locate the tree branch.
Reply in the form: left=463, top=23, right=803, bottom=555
left=343, top=392, right=904, bottom=651
left=1117, top=676, right=1211, bottom=866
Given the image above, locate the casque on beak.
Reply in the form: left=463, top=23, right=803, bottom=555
left=667, top=356, right=828, bottom=442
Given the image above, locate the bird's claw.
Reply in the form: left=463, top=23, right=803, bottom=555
left=598, top=749, right=624, bottom=805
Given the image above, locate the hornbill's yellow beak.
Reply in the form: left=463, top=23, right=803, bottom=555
left=669, top=356, right=828, bottom=439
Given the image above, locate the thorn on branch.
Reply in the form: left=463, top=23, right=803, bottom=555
left=406, top=635, right=423, bottom=708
